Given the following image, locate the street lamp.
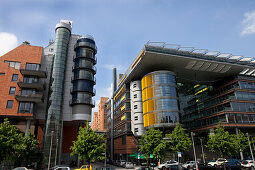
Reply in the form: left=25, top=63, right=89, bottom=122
left=247, top=133, right=255, bottom=163
left=191, top=132, right=198, bottom=170
left=199, top=138, right=205, bottom=164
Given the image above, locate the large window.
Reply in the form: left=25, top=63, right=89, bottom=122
left=25, top=63, right=40, bottom=71
left=4, top=61, right=20, bottom=69
left=23, top=76, right=38, bottom=83
left=6, top=100, right=13, bottom=109
left=18, top=102, right=34, bottom=113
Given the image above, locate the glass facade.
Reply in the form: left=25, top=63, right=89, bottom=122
left=71, top=37, right=96, bottom=108
left=141, top=71, right=179, bottom=127
left=180, top=76, right=255, bottom=130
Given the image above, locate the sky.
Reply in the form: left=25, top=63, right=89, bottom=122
left=0, top=0, right=255, bottom=115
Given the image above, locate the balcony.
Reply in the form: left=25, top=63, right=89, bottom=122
left=17, top=79, right=45, bottom=91
left=71, top=76, right=96, bottom=84
left=70, top=87, right=96, bottom=96
left=15, top=92, right=44, bottom=103
left=72, top=65, right=97, bottom=74
left=73, top=55, right=97, bottom=65
left=69, top=99, right=95, bottom=107
left=20, top=64, right=47, bottom=78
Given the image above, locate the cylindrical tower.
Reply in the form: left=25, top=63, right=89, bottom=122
left=71, top=35, right=97, bottom=121
left=141, top=70, right=179, bottom=128
left=43, top=20, right=72, bottom=167
left=130, top=80, right=145, bottom=136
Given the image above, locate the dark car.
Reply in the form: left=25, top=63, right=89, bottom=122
left=218, top=159, right=241, bottom=170
left=166, top=165, right=180, bottom=170
left=137, top=167, right=152, bottom=170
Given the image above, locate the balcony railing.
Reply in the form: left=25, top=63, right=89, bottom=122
left=17, top=79, right=45, bottom=91
left=19, top=64, right=47, bottom=78
left=71, top=76, right=96, bottom=84
left=15, top=92, right=44, bottom=103
left=69, top=99, right=95, bottom=107
left=72, top=65, right=97, bottom=74
left=70, top=87, right=96, bottom=96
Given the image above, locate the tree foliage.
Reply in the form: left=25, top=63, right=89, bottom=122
left=0, top=119, right=39, bottom=164
left=70, top=122, right=105, bottom=163
left=166, top=124, right=192, bottom=154
left=206, top=123, right=248, bottom=158
left=139, top=127, right=167, bottom=160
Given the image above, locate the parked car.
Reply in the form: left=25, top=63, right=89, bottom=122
left=158, top=161, right=178, bottom=170
left=166, top=165, right=180, bottom=170
left=96, top=166, right=116, bottom=170
left=182, top=161, right=198, bottom=169
left=54, top=166, right=71, bottom=170
left=137, top=167, right=152, bottom=170
left=207, top=158, right=227, bottom=166
left=74, top=164, right=91, bottom=170
left=120, top=160, right=126, bottom=167
left=125, top=162, right=134, bottom=169
left=13, top=167, right=33, bottom=170
left=241, top=160, right=255, bottom=169
left=218, top=160, right=241, bottom=170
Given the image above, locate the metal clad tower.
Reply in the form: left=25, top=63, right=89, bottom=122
left=71, top=35, right=97, bottom=120
left=43, top=20, right=72, bottom=167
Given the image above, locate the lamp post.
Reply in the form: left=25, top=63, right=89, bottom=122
left=200, top=138, right=205, bottom=164
left=54, top=138, right=59, bottom=166
left=48, top=131, right=54, bottom=170
left=191, top=132, right=198, bottom=170
left=247, top=133, right=255, bottom=163
left=105, top=140, right=107, bottom=167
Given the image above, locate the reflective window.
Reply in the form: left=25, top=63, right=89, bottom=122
left=26, top=63, right=40, bottom=71
left=155, top=86, right=177, bottom=97
left=9, top=87, right=16, bottom=95
left=12, top=74, right=18, bottom=81
left=18, top=102, right=34, bottom=113
left=154, top=73, right=175, bottom=85
left=157, top=99, right=178, bottom=110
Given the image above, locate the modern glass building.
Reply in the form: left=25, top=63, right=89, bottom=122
left=108, top=41, right=255, bottom=160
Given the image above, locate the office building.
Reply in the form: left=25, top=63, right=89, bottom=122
left=91, top=97, right=109, bottom=131
left=0, top=20, right=97, bottom=167
left=108, top=42, right=255, bottom=160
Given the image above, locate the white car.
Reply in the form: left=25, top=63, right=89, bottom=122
left=125, top=162, right=134, bottom=169
left=182, top=161, right=198, bottom=169
left=158, top=161, right=178, bottom=170
left=13, top=168, right=33, bottom=170
left=207, top=158, right=227, bottom=166
left=241, top=160, right=255, bottom=169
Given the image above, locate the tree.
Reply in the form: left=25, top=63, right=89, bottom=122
left=70, top=122, right=105, bottom=163
left=206, top=123, right=240, bottom=158
left=165, top=124, right=192, bottom=158
left=22, top=41, right=30, bottom=45
left=139, top=127, right=168, bottom=163
left=0, top=119, right=39, bottom=166
left=235, top=130, right=248, bottom=155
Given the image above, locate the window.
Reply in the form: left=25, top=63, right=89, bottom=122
left=134, top=94, right=137, bottom=98
left=134, top=116, right=138, bottom=121
left=0, top=72, right=5, bottom=75
left=18, top=102, right=34, bottom=113
left=25, top=63, right=40, bottom=71
left=134, top=105, right=138, bottom=109
left=133, top=84, right=137, bottom=88
left=6, top=100, right=13, bottom=109
left=12, top=74, right=18, bottom=81
left=4, top=61, right=20, bottom=69
left=135, top=128, right=138, bottom=132
left=9, top=87, right=16, bottom=95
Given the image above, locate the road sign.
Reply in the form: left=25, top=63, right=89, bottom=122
left=138, top=153, right=140, bottom=159
left=178, top=152, right=182, bottom=157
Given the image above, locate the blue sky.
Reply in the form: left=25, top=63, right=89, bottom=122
left=0, top=0, right=255, bottom=113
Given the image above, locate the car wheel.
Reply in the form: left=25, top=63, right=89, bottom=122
left=187, top=166, right=190, bottom=169
left=162, top=166, right=166, bottom=170
left=214, top=164, right=217, bottom=167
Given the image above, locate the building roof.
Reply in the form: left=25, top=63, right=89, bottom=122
left=115, top=42, right=255, bottom=94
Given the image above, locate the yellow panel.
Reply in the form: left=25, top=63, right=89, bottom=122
left=121, top=95, right=125, bottom=101
left=148, top=112, right=156, bottom=126
left=141, top=76, right=146, bottom=90
left=121, top=105, right=125, bottom=111
left=145, top=74, right=152, bottom=87
left=142, top=90, right=146, bottom=102
left=143, top=101, right=147, bottom=113
left=121, top=115, right=126, bottom=120
left=143, top=114, right=148, bottom=127
left=114, top=85, right=125, bottom=100
left=147, top=99, right=154, bottom=113
left=147, top=87, right=153, bottom=99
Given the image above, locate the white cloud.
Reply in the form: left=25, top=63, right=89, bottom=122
left=241, top=10, right=255, bottom=36
left=103, top=64, right=127, bottom=71
left=0, top=32, right=18, bottom=56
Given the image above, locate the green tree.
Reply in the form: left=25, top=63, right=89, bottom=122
left=235, top=130, right=248, bottom=155
left=165, top=124, right=192, bottom=158
left=206, top=123, right=239, bottom=158
left=139, top=127, right=168, bottom=163
left=70, top=122, right=105, bottom=163
left=0, top=119, right=39, bottom=165
left=22, top=41, right=30, bottom=45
